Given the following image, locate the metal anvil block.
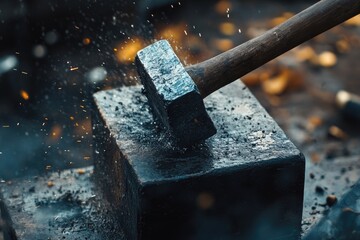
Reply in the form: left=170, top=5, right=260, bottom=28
left=92, top=81, right=305, bottom=240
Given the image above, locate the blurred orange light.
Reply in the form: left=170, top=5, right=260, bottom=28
left=219, top=22, right=236, bottom=36
left=156, top=23, right=187, bottom=43
left=115, top=38, right=144, bottom=64
left=212, top=39, right=234, bottom=51
left=344, top=15, right=360, bottom=26
left=50, top=125, right=62, bottom=140
left=20, top=90, right=29, bottom=100
left=215, top=0, right=232, bottom=15
left=83, top=37, right=91, bottom=45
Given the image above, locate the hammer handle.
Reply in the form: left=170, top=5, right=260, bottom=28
left=186, top=0, right=360, bottom=97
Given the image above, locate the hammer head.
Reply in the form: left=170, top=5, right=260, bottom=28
left=135, top=40, right=216, bottom=146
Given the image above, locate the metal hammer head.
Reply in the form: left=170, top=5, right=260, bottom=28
left=135, top=40, right=216, bottom=146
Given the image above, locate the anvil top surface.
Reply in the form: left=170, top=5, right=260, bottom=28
left=93, top=81, right=302, bottom=185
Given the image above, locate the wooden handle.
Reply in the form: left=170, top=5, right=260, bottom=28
left=186, top=0, right=360, bottom=97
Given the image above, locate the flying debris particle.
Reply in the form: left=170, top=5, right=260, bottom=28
left=86, top=66, right=107, bottom=83
left=70, top=66, right=79, bottom=71
left=33, top=44, right=47, bottom=58
left=45, top=30, right=59, bottom=45
left=21, top=71, right=28, bottom=75
left=238, top=29, right=242, bottom=33
left=20, top=90, right=30, bottom=100
left=184, top=30, right=188, bottom=35
left=2, top=125, right=9, bottom=128
left=83, top=37, right=91, bottom=45
left=83, top=156, right=91, bottom=160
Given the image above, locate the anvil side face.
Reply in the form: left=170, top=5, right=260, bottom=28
left=92, top=81, right=305, bottom=240
left=135, top=40, right=216, bottom=146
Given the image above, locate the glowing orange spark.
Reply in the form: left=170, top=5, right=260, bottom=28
left=20, top=90, right=29, bottom=100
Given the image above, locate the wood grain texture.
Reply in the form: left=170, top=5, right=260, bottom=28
left=186, top=0, right=360, bottom=97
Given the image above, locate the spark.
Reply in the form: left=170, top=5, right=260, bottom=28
left=83, top=38, right=91, bottom=45
left=70, top=66, right=79, bottom=71
left=20, top=90, right=29, bottom=100
left=184, top=30, right=188, bottom=35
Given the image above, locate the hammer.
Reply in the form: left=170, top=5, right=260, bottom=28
left=136, top=0, right=360, bottom=146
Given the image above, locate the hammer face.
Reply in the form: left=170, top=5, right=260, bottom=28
left=136, top=40, right=216, bottom=146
